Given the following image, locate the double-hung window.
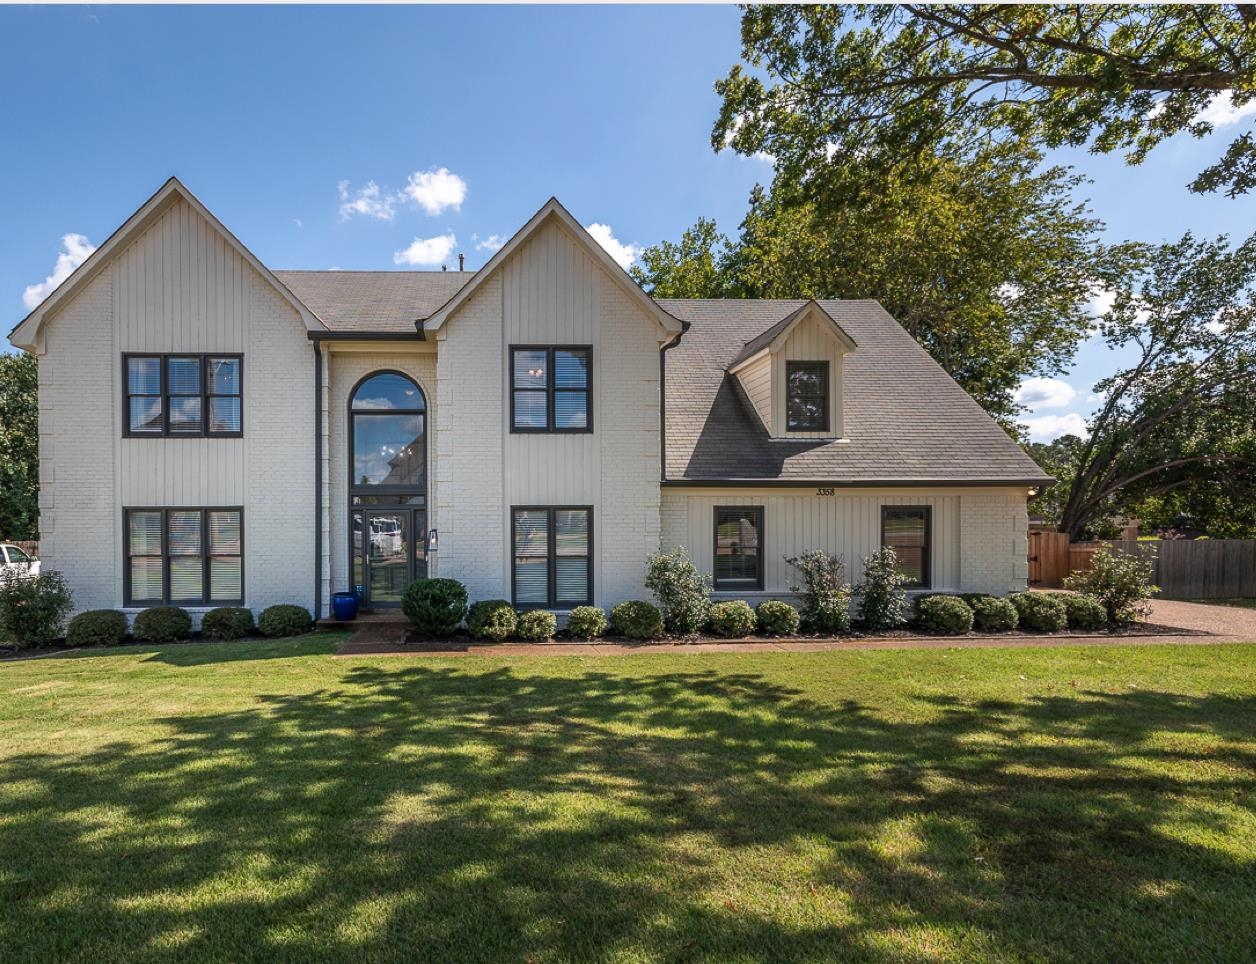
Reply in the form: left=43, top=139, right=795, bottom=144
left=510, top=347, right=592, bottom=432
left=124, top=355, right=242, bottom=437
left=881, top=506, right=931, bottom=589
left=511, top=507, right=592, bottom=607
left=125, top=507, right=244, bottom=605
left=713, top=506, right=764, bottom=591
left=785, top=360, right=830, bottom=432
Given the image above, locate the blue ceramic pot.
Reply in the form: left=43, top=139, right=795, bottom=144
left=331, top=591, right=360, bottom=621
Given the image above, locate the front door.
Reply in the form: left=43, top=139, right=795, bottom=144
left=357, top=508, right=427, bottom=607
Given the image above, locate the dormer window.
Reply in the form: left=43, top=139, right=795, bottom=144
left=786, top=361, right=829, bottom=432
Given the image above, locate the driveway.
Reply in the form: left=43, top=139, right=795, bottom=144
left=1149, top=598, right=1256, bottom=637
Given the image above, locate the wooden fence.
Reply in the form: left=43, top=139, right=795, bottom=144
left=3, top=540, right=38, bottom=558
left=1030, top=533, right=1256, bottom=599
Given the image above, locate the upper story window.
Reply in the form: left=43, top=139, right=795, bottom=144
left=510, top=346, right=592, bottom=433
left=881, top=506, right=931, bottom=589
left=124, top=355, right=242, bottom=437
left=785, top=361, right=829, bottom=432
left=350, top=372, right=426, bottom=494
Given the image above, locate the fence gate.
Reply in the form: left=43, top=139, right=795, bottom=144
left=1028, top=530, right=1070, bottom=587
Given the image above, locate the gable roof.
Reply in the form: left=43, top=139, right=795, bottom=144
left=9, top=178, right=325, bottom=352
left=422, top=197, right=684, bottom=336
left=274, top=270, right=472, bottom=333
left=729, top=299, right=857, bottom=371
left=660, top=298, right=1052, bottom=486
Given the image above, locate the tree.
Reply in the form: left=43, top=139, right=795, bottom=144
left=1049, top=231, right=1256, bottom=540
left=717, top=5, right=1256, bottom=196
left=629, top=218, right=739, bottom=299
left=0, top=352, right=38, bottom=541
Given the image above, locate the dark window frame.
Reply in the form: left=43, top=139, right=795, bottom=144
left=510, top=505, right=594, bottom=608
left=880, top=505, right=932, bottom=590
left=509, top=345, right=593, bottom=434
left=348, top=370, right=428, bottom=497
left=713, top=505, right=765, bottom=591
left=785, top=359, right=830, bottom=433
left=123, top=506, right=245, bottom=606
left=122, top=354, right=244, bottom=438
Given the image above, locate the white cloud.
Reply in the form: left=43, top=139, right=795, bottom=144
left=338, top=180, right=397, bottom=221
left=22, top=233, right=96, bottom=310
left=1085, top=286, right=1116, bottom=319
left=584, top=222, right=641, bottom=270
left=393, top=233, right=457, bottom=267
left=293, top=218, right=303, bottom=229
left=1014, top=376, right=1077, bottom=411
left=1020, top=412, right=1088, bottom=443
left=476, top=233, right=506, bottom=253
left=721, top=114, right=775, bottom=163
left=403, top=168, right=467, bottom=216
left=1195, top=94, right=1256, bottom=128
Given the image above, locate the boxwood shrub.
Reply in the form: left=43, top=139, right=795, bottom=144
left=66, top=609, right=129, bottom=648
left=1062, top=592, right=1108, bottom=631
left=969, top=595, right=1019, bottom=633
left=566, top=605, right=608, bottom=639
left=466, top=600, right=517, bottom=641
left=258, top=604, right=312, bottom=638
left=200, top=606, right=256, bottom=641
left=516, top=609, right=557, bottom=641
left=914, top=595, right=974, bottom=635
left=0, top=569, right=74, bottom=649
left=1009, top=592, right=1068, bottom=633
left=132, top=606, right=192, bottom=643
left=403, top=578, right=468, bottom=637
left=610, top=600, right=664, bottom=640
left=709, top=600, right=757, bottom=638
left=755, top=599, right=800, bottom=636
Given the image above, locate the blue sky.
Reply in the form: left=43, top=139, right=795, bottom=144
left=3, top=4, right=1254, bottom=441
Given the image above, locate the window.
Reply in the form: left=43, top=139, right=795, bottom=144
left=713, top=506, right=763, bottom=590
left=5, top=546, right=32, bottom=565
left=124, top=508, right=243, bottom=605
left=350, top=372, right=426, bottom=493
left=881, top=506, right=931, bottom=589
left=785, top=360, right=829, bottom=432
left=511, top=507, right=592, bottom=606
left=510, top=346, right=592, bottom=432
left=124, top=355, right=242, bottom=437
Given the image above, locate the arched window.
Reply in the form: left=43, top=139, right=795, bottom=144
left=350, top=372, right=426, bottom=492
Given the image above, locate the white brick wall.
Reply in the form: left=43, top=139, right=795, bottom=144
left=958, top=489, right=1030, bottom=594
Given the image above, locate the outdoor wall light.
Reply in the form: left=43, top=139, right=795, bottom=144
left=427, top=529, right=439, bottom=554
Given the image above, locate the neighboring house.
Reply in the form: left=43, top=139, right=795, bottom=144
left=8, top=178, right=1050, bottom=622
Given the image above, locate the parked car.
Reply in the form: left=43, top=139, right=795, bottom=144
left=0, top=544, right=39, bottom=578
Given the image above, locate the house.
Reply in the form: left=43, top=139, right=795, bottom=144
left=8, top=178, right=1050, bottom=622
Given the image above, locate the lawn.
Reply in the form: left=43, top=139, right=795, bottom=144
left=1, top=638, right=1254, bottom=963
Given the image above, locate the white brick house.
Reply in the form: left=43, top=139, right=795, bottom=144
left=8, top=178, right=1050, bottom=622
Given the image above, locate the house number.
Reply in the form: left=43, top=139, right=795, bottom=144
left=816, top=487, right=835, bottom=497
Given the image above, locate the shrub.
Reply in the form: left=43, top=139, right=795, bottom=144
left=644, top=547, right=711, bottom=635
left=200, top=607, right=256, bottom=641
left=914, top=595, right=974, bottom=635
left=466, top=600, right=517, bottom=641
left=1063, top=547, right=1159, bottom=624
left=610, top=600, right=664, bottom=640
left=856, top=547, right=910, bottom=631
left=0, top=569, right=74, bottom=649
left=257, top=604, right=312, bottom=638
left=516, top=609, right=557, bottom=641
left=66, top=609, right=128, bottom=648
left=755, top=599, right=801, bottom=636
left=566, top=605, right=608, bottom=639
left=402, top=578, right=468, bottom=637
left=1009, top=592, right=1068, bottom=633
left=1061, top=592, right=1108, bottom=631
left=970, top=596, right=1019, bottom=633
left=709, top=600, right=757, bottom=638
left=133, top=606, right=192, bottom=642
left=786, top=549, right=852, bottom=633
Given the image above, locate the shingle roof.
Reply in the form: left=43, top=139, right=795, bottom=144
left=658, top=298, right=1052, bottom=485
left=273, top=270, right=472, bottom=332
left=729, top=300, right=856, bottom=368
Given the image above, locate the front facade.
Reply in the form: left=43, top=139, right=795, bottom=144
left=10, top=179, right=1050, bottom=623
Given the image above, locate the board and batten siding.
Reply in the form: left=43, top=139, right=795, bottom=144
left=773, top=313, right=847, bottom=438
left=436, top=217, right=666, bottom=607
left=661, top=486, right=1030, bottom=598
left=37, top=197, right=315, bottom=619
left=738, top=353, right=772, bottom=431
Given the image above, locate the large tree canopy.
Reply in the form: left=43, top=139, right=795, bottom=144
left=717, top=5, right=1256, bottom=196
left=0, top=352, right=38, bottom=542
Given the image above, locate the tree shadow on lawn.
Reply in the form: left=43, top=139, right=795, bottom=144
left=1, top=665, right=1254, bottom=962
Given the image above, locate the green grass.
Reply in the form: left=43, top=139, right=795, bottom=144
left=2, top=636, right=1255, bottom=963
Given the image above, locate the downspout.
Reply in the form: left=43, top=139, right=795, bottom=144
left=313, top=340, right=323, bottom=620
left=659, top=326, right=686, bottom=481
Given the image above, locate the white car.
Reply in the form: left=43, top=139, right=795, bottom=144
left=0, top=545, right=40, bottom=579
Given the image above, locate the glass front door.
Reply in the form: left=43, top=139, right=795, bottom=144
left=354, top=508, right=427, bottom=607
